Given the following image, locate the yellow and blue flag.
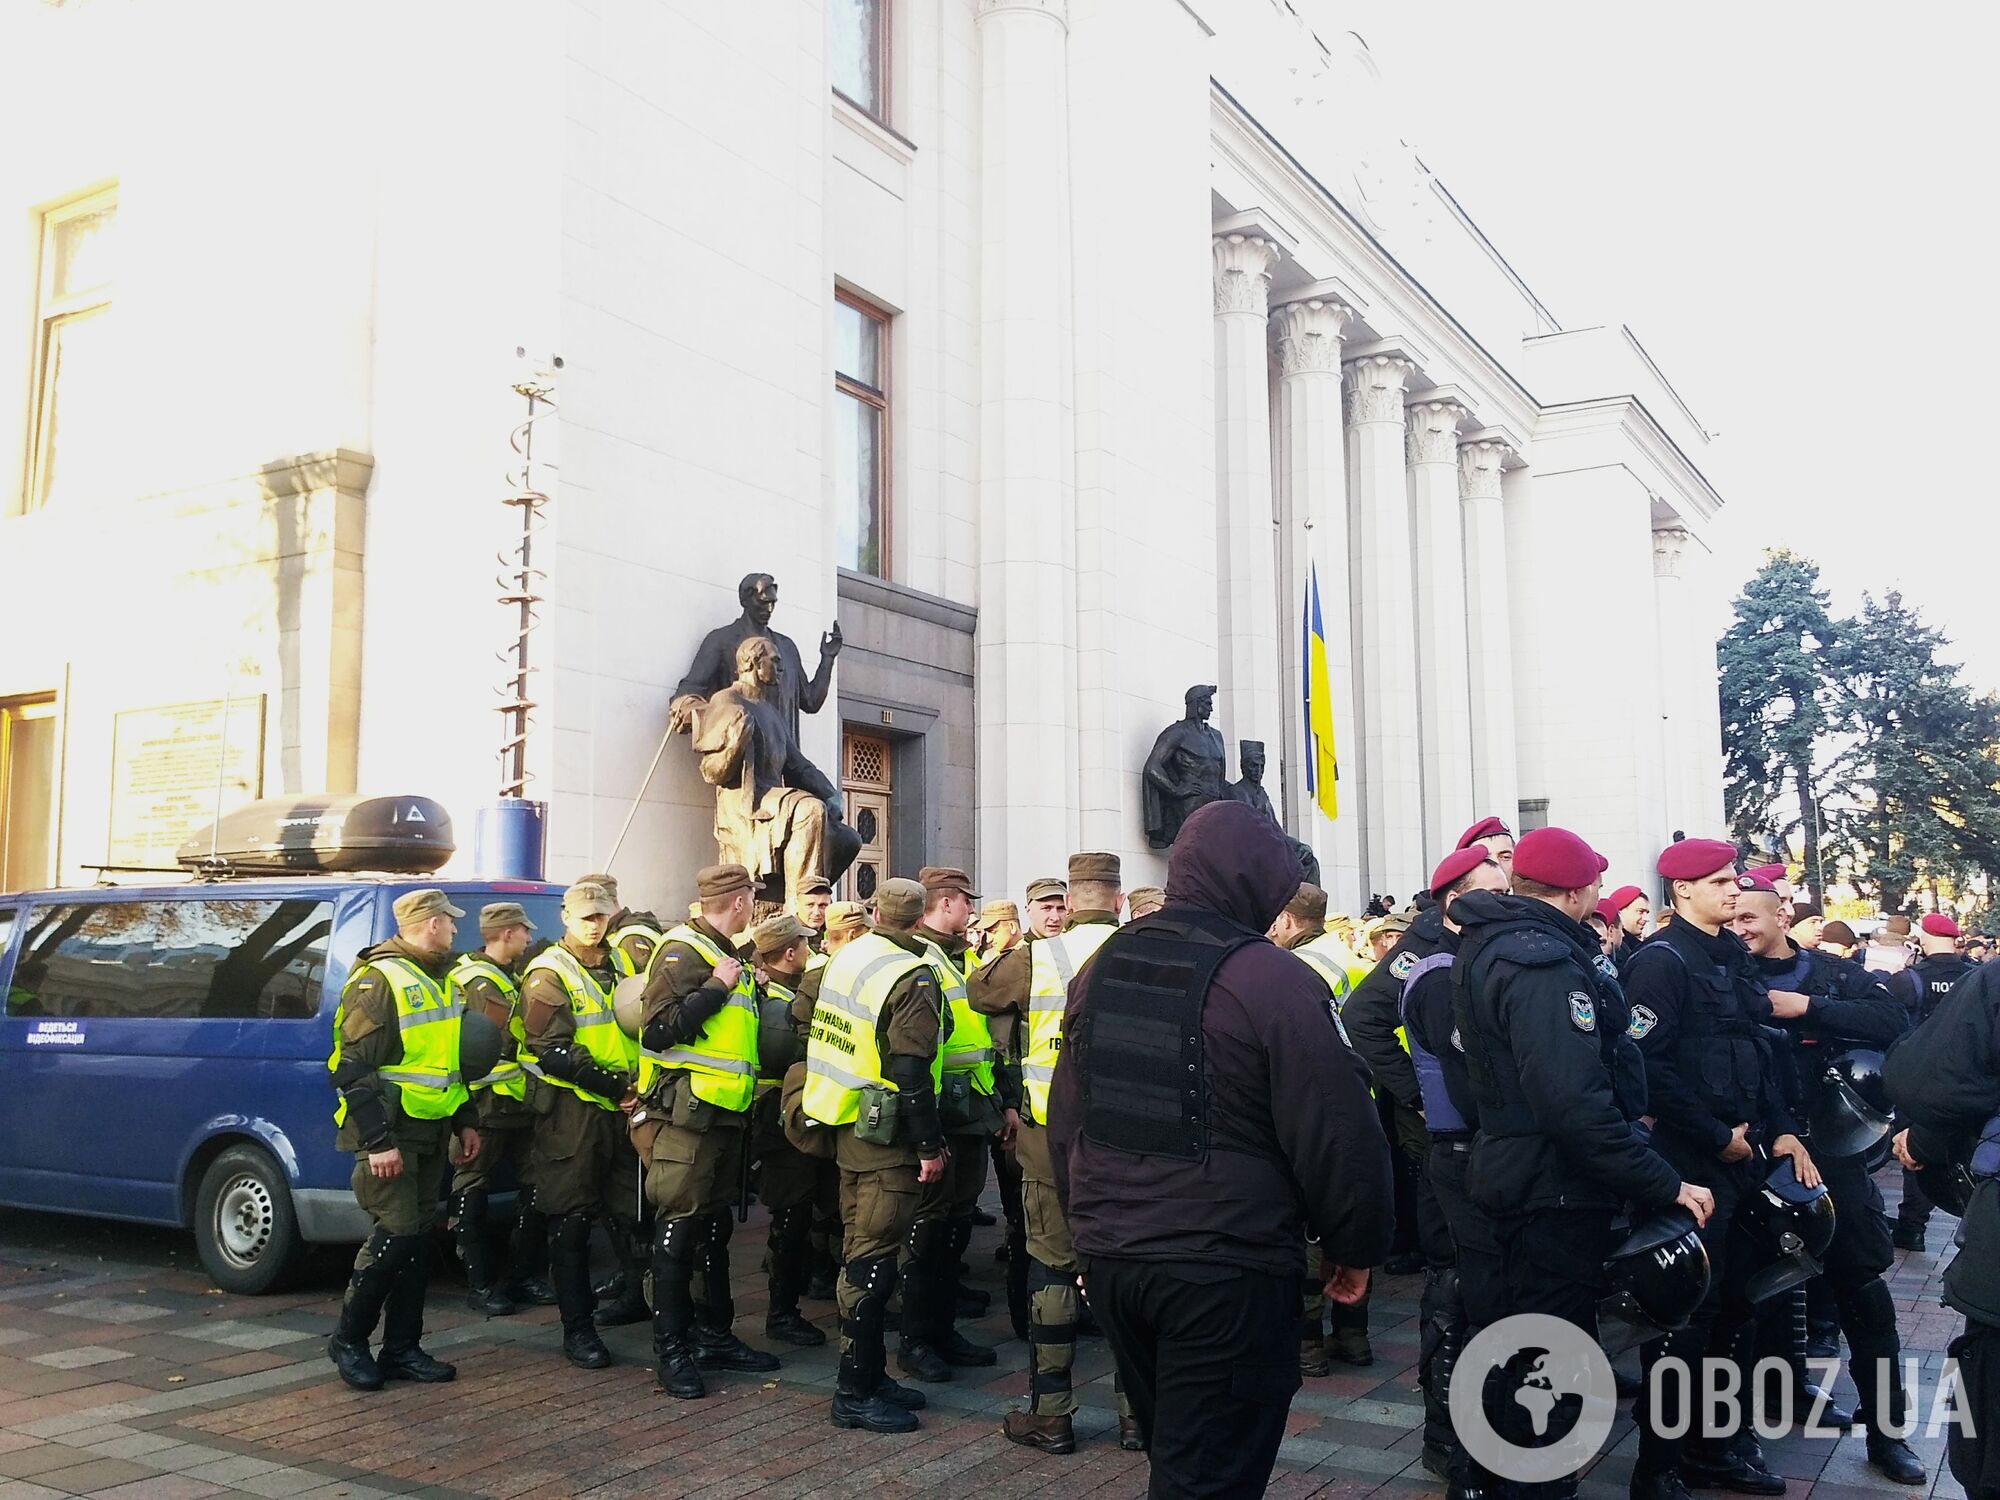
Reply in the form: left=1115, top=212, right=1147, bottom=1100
left=1304, top=565, right=1339, bottom=820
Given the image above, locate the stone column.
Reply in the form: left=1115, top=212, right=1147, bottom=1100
left=1652, top=526, right=1703, bottom=835
left=1272, top=296, right=1361, bottom=911
left=1211, top=233, right=1284, bottom=764
left=975, top=0, right=1078, bottom=898
left=1459, top=439, right=1519, bottom=826
left=1343, top=353, right=1423, bottom=900
left=1407, top=397, right=1474, bottom=854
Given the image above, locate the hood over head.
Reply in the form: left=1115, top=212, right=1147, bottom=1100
left=1164, top=799, right=1302, bottom=933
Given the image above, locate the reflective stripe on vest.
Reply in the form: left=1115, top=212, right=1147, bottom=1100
left=923, top=939, right=996, bottom=1095
left=519, top=945, right=630, bottom=1110
left=1296, top=934, right=1358, bottom=1010
left=803, top=934, right=931, bottom=1126
left=610, top=920, right=663, bottom=980
left=329, top=954, right=468, bottom=1124
left=1024, top=923, right=1116, bottom=1122
left=449, top=954, right=528, bottom=1100
left=637, top=925, right=759, bottom=1113
left=1399, top=951, right=1469, bottom=1133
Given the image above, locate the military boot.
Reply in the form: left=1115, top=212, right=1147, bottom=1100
left=595, top=1214, right=651, bottom=1326
left=831, top=1256, right=919, bottom=1433
left=764, top=1206, right=825, bottom=1347
left=895, top=1218, right=953, bottom=1382
left=1001, top=1411, right=1076, bottom=1454
left=652, top=1215, right=705, bottom=1399
left=691, top=1211, right=779, bottom=1372
left=450, top=1189, right=517, bottom=1317
left=502, top=1193, right=557, bottom=1306
left=549, top=1213, right=612, bottom=1369
left=376, top=1242, right=456, bottom=1383
left=326, top=1229, right=414, bottom=1392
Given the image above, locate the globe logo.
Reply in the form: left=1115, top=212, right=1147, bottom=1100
left=1450, top=1314, right=1620, bottom=1484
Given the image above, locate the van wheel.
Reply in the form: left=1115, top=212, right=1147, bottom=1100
left=194, top=1146, right=304, bottom=1295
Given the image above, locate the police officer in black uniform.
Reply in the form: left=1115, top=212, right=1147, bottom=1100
left=1399, top=845, right=1511, bottom=1484
left=1730, top=873, right=1923, bottom=1483
left=1451, top=828, right=1708, bottom=1500
left=1627, top=839, right=1817, bottom=1500
left=1887, top=913, right=1976, bottom=1251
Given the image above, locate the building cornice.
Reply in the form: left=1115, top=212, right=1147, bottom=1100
left=1532, top=396, right=1724, bottom=524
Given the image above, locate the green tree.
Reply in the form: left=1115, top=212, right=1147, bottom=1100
left=1718, top=550, right=1839, bottom=892
left=1827, top=591, right=2000, bottom=912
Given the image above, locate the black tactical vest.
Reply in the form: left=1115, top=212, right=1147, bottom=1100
left=1912, top=954, right=1974, bottom=1024
left=1072, top=908, right=1255, bottom=1161
left=1634, top=926, right=1767, bottom=1126
left=1454, top=918, right=1618, bottom=1138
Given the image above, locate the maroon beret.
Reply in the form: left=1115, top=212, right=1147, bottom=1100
left=1922, top=913, right=1961, bottom=938
left=1735, top=870, right=1780, bottom=895
left=1456, top=816, right=1514, bottom=851
left=1594, top=898, right=1622, bottom=926
left=1513, top=827, right=1607, bottom=890
left=1430, top=847, right=1492, bottom=896
left=1658, top=839, right=1737, bottom=882
left=1605, top=884, right=1645, bottom=914
left=1745, top=862, right=1788, bottom=887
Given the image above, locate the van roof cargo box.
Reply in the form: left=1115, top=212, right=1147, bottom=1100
left=177, top=795, right=455, bottom=875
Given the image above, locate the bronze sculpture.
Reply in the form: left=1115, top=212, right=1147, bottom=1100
left=670, top=573, right=858, bottom=894
left=1142, top=685, right=1228, bottom=849
left=1228, top=739, right=1322, bottom=888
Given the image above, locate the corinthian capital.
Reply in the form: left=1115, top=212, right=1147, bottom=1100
left=1213, top=234, right=1282, bottom=317
left=1653, top=526, right=1692, bottom=578
left=1342, top=354, right=1415, bottom=426
left=1403, top=399, right=1466, bottom=466
left=1270, top=299, right=1350, bottom=377
left=1457, top=439, right=1510, bottom=501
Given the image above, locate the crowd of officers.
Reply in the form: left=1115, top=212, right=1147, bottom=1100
left=319, top=809, right=1991, bottom=1500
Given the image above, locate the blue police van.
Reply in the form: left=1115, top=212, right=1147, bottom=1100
left=0, top=795, right=562, bottom=1293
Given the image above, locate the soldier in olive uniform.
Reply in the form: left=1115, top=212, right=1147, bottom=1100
left=795, top=875, right=834, bottom=954
left=899, top=867, right=1001, bottom=1381
left=746, top=912, right=832, bottom=1347
left=1126, top=886, right=1166, bottom=920
left=970, top=854, right=1139, bottom=1455
left=635, top=864, right=782, bottom=1398
left=580, top=872, right=664, bottom=980
left=520, top=882, right=642, bottom=1369
left=446, top=902, right=553, bottom=1315
left=802, top=877, right=948, bottom=1434
left=807, top=899, right=874, bottom=1294
left=326, top=889, right=482, bottom=1391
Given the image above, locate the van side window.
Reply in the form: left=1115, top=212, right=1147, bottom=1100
left=8, top=898, right=334, bottom=1021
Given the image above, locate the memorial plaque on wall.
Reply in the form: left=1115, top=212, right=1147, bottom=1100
left=108, top=697, right=266, bottom=869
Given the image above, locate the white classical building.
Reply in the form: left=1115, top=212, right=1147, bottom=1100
left=0, top=0, right=1725, bottom=914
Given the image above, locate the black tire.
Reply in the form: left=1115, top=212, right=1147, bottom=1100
left=193, top=1144, right=305, bottom=1295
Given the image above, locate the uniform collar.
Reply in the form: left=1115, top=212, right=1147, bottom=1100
left=1065, top=909, right=1118, bottom=929
left=876, top=928, right=929, bottom=957
left=915, top=923, right=969, bottom=959
left=377, top=935, right=452, bottom=979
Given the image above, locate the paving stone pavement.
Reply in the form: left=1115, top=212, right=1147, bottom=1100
left=0, top=1170, right=1976, bottom=1498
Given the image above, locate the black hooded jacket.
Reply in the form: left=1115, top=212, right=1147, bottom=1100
left=1050, top=801, right=1395, bottom=1277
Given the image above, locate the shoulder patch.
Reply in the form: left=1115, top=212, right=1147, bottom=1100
left=1390, top=951, right=1418, bottom=980
left=1627, top=1004, right=1658, bottom=1039
left=1568, top=992, right=1596, bottom=1032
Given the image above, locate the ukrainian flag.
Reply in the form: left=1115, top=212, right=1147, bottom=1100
left=1304, top=565, right=1339, bottom=820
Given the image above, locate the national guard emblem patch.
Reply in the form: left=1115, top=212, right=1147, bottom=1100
left=1568, top=992, right=1596, bottom=1032
left=1628, top=1004, right=1658, bottom=1039
left=1390, top=952, right=1418, bottom=980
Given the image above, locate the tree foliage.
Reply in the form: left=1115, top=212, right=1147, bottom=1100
left=1719, top=557, right=2000, bottom=911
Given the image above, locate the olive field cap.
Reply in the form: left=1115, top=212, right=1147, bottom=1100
left=394, top=889, right=465, bottom=926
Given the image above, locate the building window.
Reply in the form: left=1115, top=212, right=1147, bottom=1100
left=831, top=0, right=887, bottom=121
left=0, top=697, right=58, bottom=892
left=834, top=292, right=889, bottom=577
left=25, top=190, right=117, bottom=512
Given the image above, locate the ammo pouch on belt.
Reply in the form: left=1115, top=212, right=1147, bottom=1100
left=664, top=1071, right=716, bottom=1132
left=853, top=1084, right=902, bottom=1147
left=937, top=1072, right=977, bottom=1132
left=527, top=1075, right=557, bottom=1116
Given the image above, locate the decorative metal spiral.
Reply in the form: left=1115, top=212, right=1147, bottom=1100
left=497, top=352, right=561, bottom=799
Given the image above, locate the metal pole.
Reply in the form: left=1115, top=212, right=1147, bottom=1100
left=605, top=725, right=675, bottom=873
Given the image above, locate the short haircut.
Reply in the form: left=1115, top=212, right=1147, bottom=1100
left=1511, top=875, right=1569, bottom=900
left=1069, top=879, right=1120, bottom=910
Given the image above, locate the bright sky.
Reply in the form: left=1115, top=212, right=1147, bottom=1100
left=1344, top=1, right=2000, bottom=690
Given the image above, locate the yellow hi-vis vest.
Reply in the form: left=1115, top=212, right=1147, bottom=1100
left=1295, top=933, right=1360, bottom=1011
left=922, top=938, right=995, bottom=1096
left=637, top=925, right=759, bottom=1113
left=519, top=944, right=632, bottom=1110
left=803, top=931, right=935, bottom=1126
left=329, top=954, right=468, bottom=1124
left=449, top=954, right=527, bottom=1101
left=609, top=918, right=663, bottom=979
left=1023, top=923, right=1116, bottom=1124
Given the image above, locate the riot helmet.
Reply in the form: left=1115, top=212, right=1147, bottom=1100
left=1808, top=1048, right=1895, bottom=1160
left=459, top=1009, right=505, bottom=1088
left=1741, top=1155, right=1837, bottom=1303
left=1920, top=1160, right=1978, bottom=1219
left=612, top=974, right=646, bottom=1038
left=1599, top=1208, right=1712, bottom=1355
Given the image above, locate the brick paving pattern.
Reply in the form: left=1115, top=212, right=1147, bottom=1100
left=0, top=1172, right=1974, bottom=1498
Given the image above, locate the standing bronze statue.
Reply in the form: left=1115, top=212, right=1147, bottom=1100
left=1142, top=685, right=1228, bottom=849
left=1228, top=740, right=1322, bottom=888
left=670, top=573, right=859, bottom=894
